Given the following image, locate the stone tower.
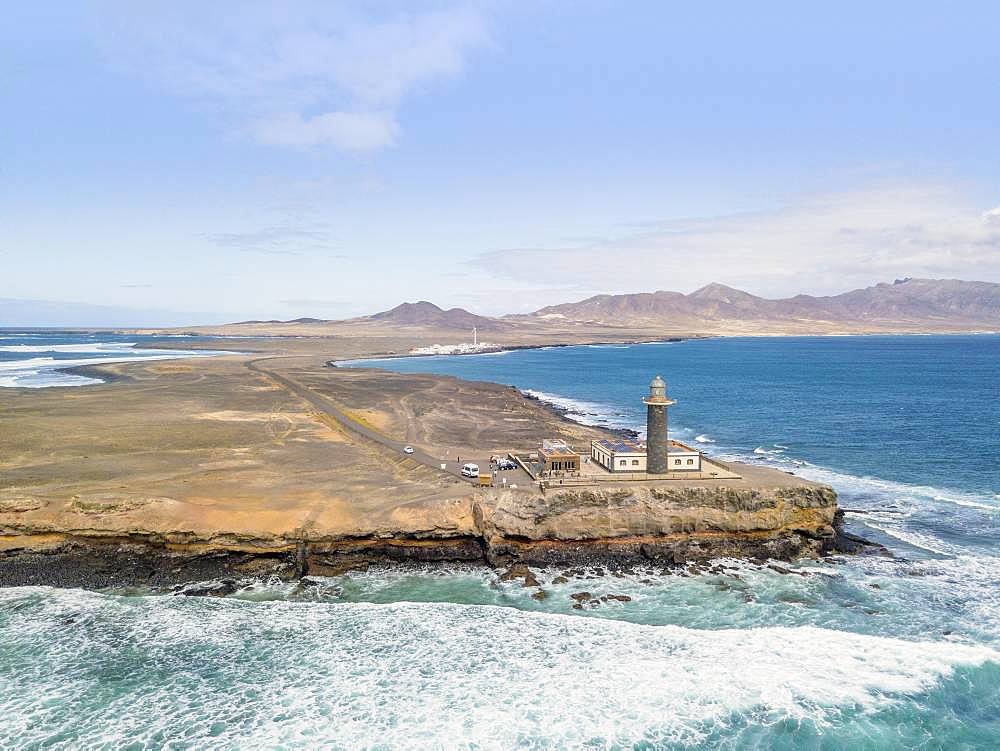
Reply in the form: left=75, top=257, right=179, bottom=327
left=643, top=374, right=676, bottom=474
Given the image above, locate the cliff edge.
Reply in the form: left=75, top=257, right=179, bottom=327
left=474, top=480, right=838, bottom=565
left=0, top=466, right=848, bottom=587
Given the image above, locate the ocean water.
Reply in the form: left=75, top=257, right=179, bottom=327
left=0, top=330, right=231, bottom=387
left=2, top=335, right=999, bottom=748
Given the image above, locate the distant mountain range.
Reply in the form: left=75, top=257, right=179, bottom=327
left=364, top=301, right=504, bottom=330
left=224, top=301, right=503, bottom=331
left=525, top=278, right=1000, bottom=330
left=217, top=278, right=999, bottom=335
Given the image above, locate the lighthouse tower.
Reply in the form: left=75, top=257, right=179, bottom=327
left=643, top=375, right=676, bottom=474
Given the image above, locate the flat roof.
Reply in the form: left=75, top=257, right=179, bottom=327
left=669, top=440, right=699, bottom=453
left=593, top=438, right=646, bottom=454
left=594, top=438, right=700, bottom=455
left=542, top=438, right=571, bottom=449
left=539, top=439, right=580, bottom=459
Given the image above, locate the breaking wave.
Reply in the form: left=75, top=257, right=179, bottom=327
left=523, top=389, right=640, bottom=431
left=329, top=335, right=1000, bottom=746
left=0, top=342, right=137, bottom=353
left=0, top=348, right=232, bottom=388
left=0, top=590, right=996, bottom=749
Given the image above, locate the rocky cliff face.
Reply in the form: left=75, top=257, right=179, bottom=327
left=0, top=480, right=844, bottom=587
left=473, top=483, right=839, bottom=565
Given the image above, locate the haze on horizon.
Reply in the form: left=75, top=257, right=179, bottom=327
left=3, top=1, right=1000, bottom=326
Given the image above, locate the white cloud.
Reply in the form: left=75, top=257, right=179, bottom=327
left=102, top=2, right=489, bottom=150
left=474, top=184, right=1000, bottom=297
left=250, top=111, right=397, bottom=150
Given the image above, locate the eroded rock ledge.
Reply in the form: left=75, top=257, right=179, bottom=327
left=0, top=480, right=867, bottom=589
left=476, top=482, right=841, bottom=566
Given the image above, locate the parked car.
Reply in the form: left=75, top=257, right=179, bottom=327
left=403, top=446, right=415, bottom=454
left=460, top=463, right=480, bottom=478
left=497, top=459, right=517, bottom=471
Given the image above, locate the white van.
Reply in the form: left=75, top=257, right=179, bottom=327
left=460, top=463, right=480, bottom=478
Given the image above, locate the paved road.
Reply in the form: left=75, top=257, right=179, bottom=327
left=246, top=358, right=482, bottom=484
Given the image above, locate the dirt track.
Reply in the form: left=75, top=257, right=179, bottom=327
left=0, top=330, right=832, bottom=574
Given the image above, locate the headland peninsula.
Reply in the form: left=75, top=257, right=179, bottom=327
left=8, top=276, right=998, bottom=588
left=3, top=327, right=850, bottom=590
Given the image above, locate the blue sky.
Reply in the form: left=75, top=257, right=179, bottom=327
left=2, top=1, right=999, bottom=325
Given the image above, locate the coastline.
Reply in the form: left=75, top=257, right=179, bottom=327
left=0, top=333, right=240, bottom=389
left=3, top=332, right=926, bottom=591
left=0, top=510, right=873, bottom=591
left=54, top=363, right=133, bottom=385
left=326, top=335, right=694, bottom=367
left=24, top=329, right=996, bottom=391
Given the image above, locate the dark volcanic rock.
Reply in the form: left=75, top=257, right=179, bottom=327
left=604, top=594, right=632, bottom=602
left=0, top=543, right=297, bottom=590
left=487, top=530, right=833, bottom=569
left=499, top=563, right=541, bottom=588
left=174, top=578, right=240, bottom=597
left=822, top=510, right=891, bottom=557
left=767, top=564, right=810, bottom=577
left=0, top=489, right=878, bottom=591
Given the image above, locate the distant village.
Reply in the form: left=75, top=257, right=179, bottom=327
left=409, top=327, right=501, bottom=356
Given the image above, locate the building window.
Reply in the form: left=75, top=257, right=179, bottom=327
left=619, top=459, right=626, bottom=467
left=632, top=459, right=639, bottom=466
left=687, top=459, right=694, bottom=465
left=674, top=459, right=681, bottom=465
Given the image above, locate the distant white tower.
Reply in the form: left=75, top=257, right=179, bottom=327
left=473, top=327, right=478, bottom=346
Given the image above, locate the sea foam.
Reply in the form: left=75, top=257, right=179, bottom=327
left=523, top=388, right=640, bottom=431
left=0, top=349, right=231, bottom=388
left=0, top=342, right=137, bottom=353
left=0, top=591, right=995, bottom=749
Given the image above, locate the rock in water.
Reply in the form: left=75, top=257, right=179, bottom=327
left=499, top=563, right=541, bottom=588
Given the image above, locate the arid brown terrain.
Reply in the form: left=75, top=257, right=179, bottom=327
left=0, top=323, right=853, bottom=589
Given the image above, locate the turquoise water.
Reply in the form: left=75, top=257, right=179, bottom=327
left=2, top=335, right=999, bottom=748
